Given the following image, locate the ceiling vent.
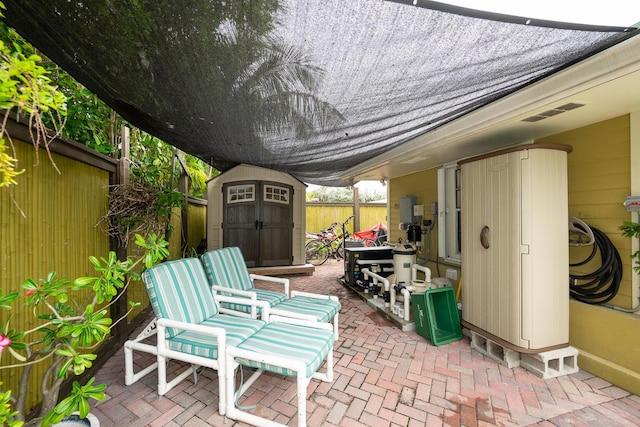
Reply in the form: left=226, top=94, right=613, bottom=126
left=521, top=102, right=585, bottom=123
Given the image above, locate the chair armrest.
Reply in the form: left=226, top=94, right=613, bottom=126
left=269, top=308, right=316, bottom=323
left=214, top=294, right=271, bottom=320
left=250, top=274, right=290, bottom=297
left=291, top=290, right=339, bottom=302
left=211, top=286, right=258, bottom=318
left=269, top=315, right=334, bottom=332
left=211, top=285, right=257, bottom=299
left=156, top=318, right=227, bottom=347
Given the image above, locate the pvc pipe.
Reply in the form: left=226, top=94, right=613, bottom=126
left=400, top=288, right=411, bottom=321
left=412, top=264, right=432, bottom=284
left=362, top=268, right=390, bottom=307
left=390, top=284, right=396, bottom=307
left=388, top=264, right=431, bottom=316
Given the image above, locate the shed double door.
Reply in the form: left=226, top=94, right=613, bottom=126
left=460, top=144, right=570, bottom=351
left=223, top=180, right=293, bottom=267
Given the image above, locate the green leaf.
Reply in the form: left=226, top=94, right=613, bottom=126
left=43, top=378, right=107, bottom=426
left=0, top=290, right=18, bottom=310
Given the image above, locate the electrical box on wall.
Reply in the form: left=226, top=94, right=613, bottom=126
left=624, top=196, right=640, bottom=212
left=400, top=196, right=416, bottom=224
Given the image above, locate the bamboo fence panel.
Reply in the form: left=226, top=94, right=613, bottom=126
left=0, top=138, right=111, bottom=411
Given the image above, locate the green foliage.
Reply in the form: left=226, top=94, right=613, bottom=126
left=0, top=21, right=216, bottom=198
left=307, top=185, right=386, bottom=203
left=135, top=233, right=171, bottom=269
left=0, top=384, right=23, bottom=427
left=0, top=234, right=169, bottom=425
left=0, top=21, right=66, bottom=188
left=129, top=131, right=215, bottom=198
left=0, top=290, right=18, bottom=310
left=185, top=153, right=217, bottom=198
left=308, top=186, right=354, bottom=203
left=51, top=83, right=116, bottom=156
left=0, top=143, right=22, bottom=187
left=41, top=379, right=106, bottom=427
left=621, top=221, right=640, bottom=274
left=0, top=40, right=66, bottom=115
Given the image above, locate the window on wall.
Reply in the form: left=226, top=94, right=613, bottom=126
left=437, top=164, right=461, bottom=263
left=264, top=185, right=290, bottom=204
left=227, top=184, right=255, bottom=203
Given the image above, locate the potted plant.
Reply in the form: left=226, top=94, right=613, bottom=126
left=0, top=233, right=169, bottom=426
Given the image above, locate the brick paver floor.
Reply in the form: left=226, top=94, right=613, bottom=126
left=91, top=259, right=640, bottom=426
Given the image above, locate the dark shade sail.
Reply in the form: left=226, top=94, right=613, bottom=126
left=2, top=1, right=637, bottom=185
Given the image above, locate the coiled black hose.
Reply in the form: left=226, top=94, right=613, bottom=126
left=569, top=225, right=622, bottom=304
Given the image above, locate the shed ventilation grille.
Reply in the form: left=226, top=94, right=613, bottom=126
left=521, top=102, right=585, bottom=123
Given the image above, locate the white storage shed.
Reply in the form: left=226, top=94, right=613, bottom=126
left=206, top=164, right=307, bottom=268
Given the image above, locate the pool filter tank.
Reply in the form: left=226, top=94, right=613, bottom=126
left=392, top=243, right=417, bottom=289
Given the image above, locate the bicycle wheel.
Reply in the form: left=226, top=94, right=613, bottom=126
left=336, top=240, right=346, bottom=259
left=305, top=240, right=330, bottom=265
left=363, top=238, right=378, bottom=247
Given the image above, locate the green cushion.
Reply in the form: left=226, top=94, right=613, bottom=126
left=235, top=322, right=334, bottom=378
left=272, top=296, right=341, bottom=323
left=142, top=258, right=219, bottom=338
left=201, top=247, right=254, bottom=291
left=167, top=314, right=265, bottom=359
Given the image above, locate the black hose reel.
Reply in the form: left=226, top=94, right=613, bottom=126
left=569, top=217, right=623, bottom=305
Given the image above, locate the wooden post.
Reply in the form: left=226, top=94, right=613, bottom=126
left=353, top=186, right=360, bottom=233
left=113, top=126, right=130, bottom=336
left=178, top=155, right=189, bottom=256
left=118, top=126, right=130, bottom=186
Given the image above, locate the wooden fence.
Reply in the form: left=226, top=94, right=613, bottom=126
left=1, top=118, right=119, bottom=412
left=0, top=116, right=206, bottom=413
left=305, top=202, right=387, bottom=235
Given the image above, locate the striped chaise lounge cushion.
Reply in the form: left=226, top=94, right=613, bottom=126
left=142, top=257, right=265, bottom=358
left=201, top=247, right=287, bottom=313
left=234, top=322, right=335, bottom=378
left=272, top=295, right=340, bottom=324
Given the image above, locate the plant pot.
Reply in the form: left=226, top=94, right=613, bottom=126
left=53, top=413, right=100, bottom=427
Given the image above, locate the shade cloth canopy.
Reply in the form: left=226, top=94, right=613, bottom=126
left=2, top=1, right=638, bottom=185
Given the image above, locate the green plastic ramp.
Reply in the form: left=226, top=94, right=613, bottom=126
left=411, top=287, right=462, bottom=346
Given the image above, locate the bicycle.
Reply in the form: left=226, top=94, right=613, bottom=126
left=305, top=216, right=354, bottom=265
left=352, top=223, right=388, bottom=247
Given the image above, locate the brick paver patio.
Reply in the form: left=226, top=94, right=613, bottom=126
left=91, top=259, right=640, bottom=426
